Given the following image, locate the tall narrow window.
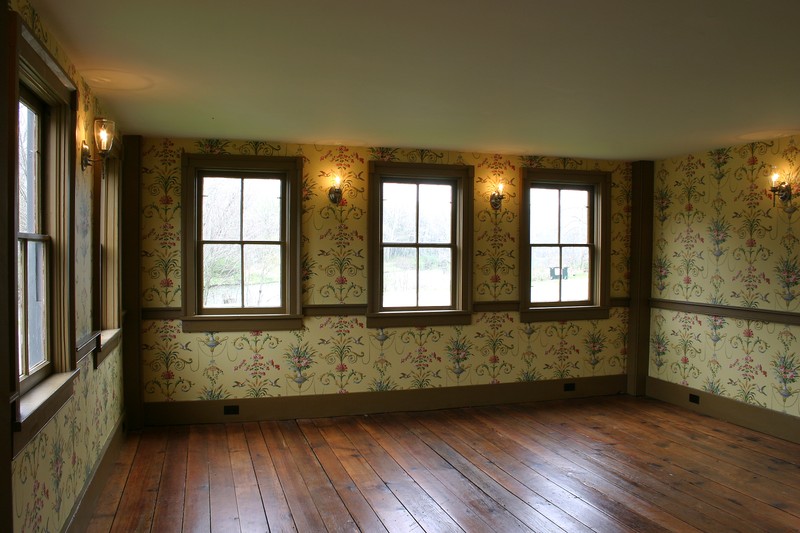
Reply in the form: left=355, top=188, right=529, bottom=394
left=368, top=161, right=473, bottom=327
left=520, top=168, right=610, bottom=322
left=182, top=154, right=302, bottom=332
left=17, top=90, right=50, bottom=392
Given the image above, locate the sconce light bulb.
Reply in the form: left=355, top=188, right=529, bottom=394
left=334, top=175, right=341, bottom=188
left=498, top=182, right=504, bottom=194
left=772, top=172, right=780, bottom=186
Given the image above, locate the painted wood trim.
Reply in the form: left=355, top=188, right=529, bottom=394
left=651, top=298, right=800, bottom=325
left=646, top=377, right=799, bottom=444
left=302, top=304, right=369, bottom=316
left=143, top=375, right=627, bottom=425
left=76, top=330, right=101, bottom=365
left=95, top=328, right=121, bottom=369
left=628, top=161, right=654, bottom=395
left=121, top=135, right=143, bottom=430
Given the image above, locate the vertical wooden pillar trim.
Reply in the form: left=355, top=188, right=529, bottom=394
left=627, top=160, right=655, bottom=395
left=121, top=135, right=142, bottom=429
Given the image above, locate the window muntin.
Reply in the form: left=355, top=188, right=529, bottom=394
left=17, top=92, right=51, bottom=390
left=520, top=168, right=610, bottom=322
left=368, top=161, right=473, bottom=328
left=182, top=155, right=302, bottom=332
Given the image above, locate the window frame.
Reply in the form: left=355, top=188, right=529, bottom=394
left=519, top=168, right=611, bottom=322
left=17, top=87, right=52, bottom=393
left=367, top=161, right=473, bottom=328
left=181, top=153, right=303, bottom=332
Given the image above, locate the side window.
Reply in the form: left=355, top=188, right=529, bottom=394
left=520, top=168, right=610, bottom=322
left=17, top=88, right=50, bottom=393
left=181, top=154, right=303, bottom=332
left=367, top=161, right=473, bottom=327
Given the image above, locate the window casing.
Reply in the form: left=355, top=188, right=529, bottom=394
left=181, top=154, right=303, bottom=332
left=367, top=161, right=473, bottom=328
left=520, top=168, right=610, bottom=322
left=14, top=27, right=76, bottom=396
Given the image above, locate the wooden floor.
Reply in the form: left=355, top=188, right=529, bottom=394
left=87, top=396, right=800, bottom=532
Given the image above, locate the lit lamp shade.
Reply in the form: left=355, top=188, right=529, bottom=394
left=94, top=118, right=115, bottom=156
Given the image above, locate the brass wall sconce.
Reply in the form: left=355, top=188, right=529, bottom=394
left=770, top=170, right=793, bottom=207
left=490, top=182, right=505, bottom=210
left=80, top=140, right=91, bottom=171
left=328, top=175, right=343, bottom=205
left=81, top=118, right=116, bottom=174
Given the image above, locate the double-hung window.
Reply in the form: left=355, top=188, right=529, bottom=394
left=17, top=88, right=50, bottom=393
left=182, top=154, right=303, bottom=331
left=367, top=161, right=473, bottom=327
left=520, top=168, right=610, bottom=322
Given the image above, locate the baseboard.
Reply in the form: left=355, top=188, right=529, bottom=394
left=63, top=414, right=126, bottom=533
left=646, top=377, right=800, bottom=444
left=143, top=375, right=627, bottom=425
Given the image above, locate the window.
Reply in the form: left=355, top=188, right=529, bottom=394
left=17, top=89, right=50, bottom=393
left=182, top=154, right=303, bottom=332
left=367, top=161, right=473, bottom=327
left=14, top=25, right=76, bottom=398
left=520, top=168, right=610, bottom=322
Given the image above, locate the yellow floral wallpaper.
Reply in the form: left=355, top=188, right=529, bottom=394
left=140, top=138, right=632, bottom=400
left=651, top=136, right=800, bottom=417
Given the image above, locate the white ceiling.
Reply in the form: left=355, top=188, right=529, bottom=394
left=28, top=0, right=800, bottom=160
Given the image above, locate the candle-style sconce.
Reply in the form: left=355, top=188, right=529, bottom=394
left=490, top=182, right=505, bottom=210
left=770, top=169, right=795, bottom=213
left=328, top=175, right=343, bottom=205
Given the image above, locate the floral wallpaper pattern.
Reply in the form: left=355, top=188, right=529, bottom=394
left=652, top=135, right=800, bottom=418
left=139, top=137, right=632, bottom=402
left=12, top=350, right=124, bottom=533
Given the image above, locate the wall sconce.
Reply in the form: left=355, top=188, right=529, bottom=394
left=94, top=118, right=115, bottom=157
left=770, top=170, right=793, bottom=207
left=80, top=140, right=91, bottom=171
left=328, top=175, right=343, bottom=205
left=490, top=182, right=505, bottom=210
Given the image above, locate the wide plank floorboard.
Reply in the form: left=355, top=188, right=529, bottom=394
left=91, top=396, right=800, bottom=532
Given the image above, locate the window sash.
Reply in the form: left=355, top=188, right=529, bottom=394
left=378, top=178, right=457, bottom=311
left=520, top=168, right=610, bottom=322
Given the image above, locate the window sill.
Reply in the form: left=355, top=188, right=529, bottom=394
left=95, top=328, right=122, bottom=368
left=181, top=314, right=304, bottom=332
left=366, top=310, right=472, bottom=329
left=13, top=369, right=79, bottom=455
left=520, top=305, right=610, bottom=323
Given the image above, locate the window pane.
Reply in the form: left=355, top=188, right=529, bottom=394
left=243, top=244, right=281, bottom=307
left=562, top=246, right=590, bottom=301
left=202, top=177, right=241, bottom=241
left=243, top=178, right=281, bottom=241
left=383, top=246, right=417, bottom=307
left=418, top=184, right=452, bottom=244
left=561, top=189, right=589, bottom=244
left=418, top=247, right=451, bottom=306
left=531, top=246, right=560, bottom=302
left=203, top=243, right=241, bottom=307
left=18, top=101, right=39, bottom=234
left=27, top=240, right=47, bottom=369
left=382, top=182, right=417, bottom=243
left=17, top=242, right=25, bottom=376
left=530, top=188, right=558, bottom=244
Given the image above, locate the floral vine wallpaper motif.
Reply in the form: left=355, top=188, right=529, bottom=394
left=138, top=137, right=633, bottom=403
left=651, top=135, right=800, bottom=417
